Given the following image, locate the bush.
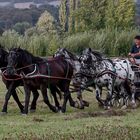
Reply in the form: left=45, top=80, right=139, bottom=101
left=0, top=28, right=139, bottom=57
left=63, top=28, right=140, bottom=56
left=63, top=32, right=92, bottom=54
left=0, top=30, right=61, bottom=56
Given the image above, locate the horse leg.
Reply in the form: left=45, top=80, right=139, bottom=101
left=104, top=82, right=113, bottom=109
left=118, top=86, right=128, bottom=109
left=76, top=91, right=88, bottom=109
left=95, top=85, right=104, bottom=107
left=131, top=91, right=137, bottom=108
left=30, top=89, right=39, bottom=112
left=54, top=86, right=62, bottom=100
left=12, top=90, right=24, bottom=113
left=40, top=85, right=58, bottom=113
left=61, top=90, right=70, bottom=113
left=77, top=90, right=85, bottom=109
left=1, top=82, right=15, bottom=114
left=68, top=93, right=79, bottom=109
left=50, top=86, right=61, bottom=111
left=129, top=84, right=137, bottom=109
left=23, top=84, right=31, bottom=115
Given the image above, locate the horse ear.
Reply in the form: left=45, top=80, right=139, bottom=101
left=78, top=56, right=81, bottom=62
left=89, top=48, right=92, bottom=52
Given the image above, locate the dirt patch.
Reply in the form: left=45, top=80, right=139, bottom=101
left=32, top=117, right=44, bottom=122
left=64, top=109, right=131, bottom=120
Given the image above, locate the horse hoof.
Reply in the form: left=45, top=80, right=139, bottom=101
left=58, top=106, right=61, bottom=112
left=0, top=112, right=7, bottom=115
left=121, top=105, right=127, bottom=110
left=55, top=107, right=59, bottom=113
left=30, top=109, right=36, bottom=113
left=20, top=110, right=24, bottom=114
left=74, top=101, right=79, bottom=108
left=132, top=103, right=137, bottom=109
left=79, top=104, right=84, bottom=109
left=82, top=100, right=89, bottom=107
left=107, top=106, right=111, bottom=110
left=21, top=113, right=28, bottom=116
left=52, top=107, right=59, bottom=113
left=60, top=108, right=66, bottom=113
left=59, top=110, right=63, bottom=114
left=57, top=107, right=61, bottom=112
left=104, top=106, right=110, bottom=110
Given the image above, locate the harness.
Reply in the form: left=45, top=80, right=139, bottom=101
left=76, top=58, right=134, bottom=89
left=1, top=61, right=72, bottom=81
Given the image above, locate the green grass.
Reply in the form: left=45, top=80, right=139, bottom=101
left=0, top=78, right=140, bottom=139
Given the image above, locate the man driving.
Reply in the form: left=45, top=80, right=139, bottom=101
left=128, top=35, right=140, bottom=64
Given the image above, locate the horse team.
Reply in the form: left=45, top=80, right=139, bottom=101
left=0, top=46, right=137, bottom=115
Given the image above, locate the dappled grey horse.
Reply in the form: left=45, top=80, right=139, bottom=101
left=75, top=48, right=136, bottom=109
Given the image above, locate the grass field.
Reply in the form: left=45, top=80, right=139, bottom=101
left=0, top=78, right=140, bottom=140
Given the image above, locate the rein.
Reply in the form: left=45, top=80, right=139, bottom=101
left=76, top=69, right=132, bottom=84
left=1, top=63, right=72, bottom=81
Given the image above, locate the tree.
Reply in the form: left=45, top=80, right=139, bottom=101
left=13, top=22, right=31, bottom=34
left=59, top=0, right=69, bottom=32
left=105, top=0, right=135, bottom=29
left=59, top=0, right=107, bottom=33
left=74, top=0, right=107, bottom=31
left=37, top=11, right=58, bottom=35
left=59, top=0, right=135, bottom=33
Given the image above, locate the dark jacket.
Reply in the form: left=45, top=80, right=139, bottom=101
left=130, top=44, right=140, bottom=59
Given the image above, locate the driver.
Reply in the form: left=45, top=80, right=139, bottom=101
left=128, top=35, right=140, bottom=64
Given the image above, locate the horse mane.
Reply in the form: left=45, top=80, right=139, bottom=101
left=47, top=55, right=65, bottom=61
left=0, top=45, right=8, bottom=56
left=11, top=48, right=43, bottom=63
left=90, top=49, right=104, bottom=61
left=0, top=44, right=4, bottom=49
left=64, top=48, right=78, bottom=60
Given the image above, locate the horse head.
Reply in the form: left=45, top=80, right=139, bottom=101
left=79, top=48, right=105, bottom=74
left=54, top=48, right=81, bottom=74
left=6, top=48, right=35, bottom=76
left=54, top=48, right=65, bottom=57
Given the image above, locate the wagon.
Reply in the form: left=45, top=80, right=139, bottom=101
left=131, top=65, right=140, bottom=100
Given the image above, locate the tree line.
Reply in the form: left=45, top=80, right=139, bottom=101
left=0, top=0, right=139, bottom=57
left=0, top=4, right=59, bottom=35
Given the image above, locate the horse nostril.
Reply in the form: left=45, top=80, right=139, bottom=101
left=6, top=67, right=15, bottom=76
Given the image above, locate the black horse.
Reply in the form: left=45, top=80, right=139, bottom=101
left=6, top=48, right=78, bottom=114
left=0, top=46, right=61, bottom=114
